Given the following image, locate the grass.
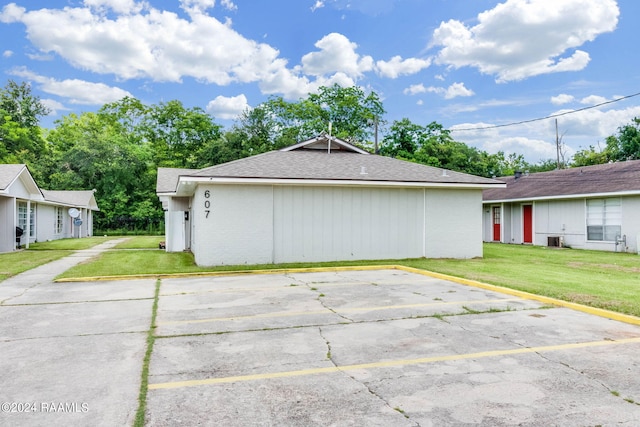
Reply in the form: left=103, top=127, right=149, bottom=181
left=4, top=236, right=640, bottom=318
left=27, top=236, right=112, bottom=250
left=0, top=250, right=70, bottom=281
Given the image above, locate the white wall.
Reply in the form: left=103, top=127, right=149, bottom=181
left=273, top=186, right=423, bottom=263
left=187, top=184, right=485, bottom=266
left=623, top=197, right=640, bottom=253
left=192, top=185, right=274, bottom=266
left=0, top=197, right=14, bottom=253
left=36, top=204, right=56, bottom=242
left=424, top=189, right=483, bottom=258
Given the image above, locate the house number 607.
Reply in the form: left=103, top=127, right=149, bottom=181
left=204, top=190, right=211, bottom=218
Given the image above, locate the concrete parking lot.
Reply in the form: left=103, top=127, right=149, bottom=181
left=2, top=264, right=640, bottom=426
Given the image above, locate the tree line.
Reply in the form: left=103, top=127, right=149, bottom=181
left=1, top=79, right=639, bottom=232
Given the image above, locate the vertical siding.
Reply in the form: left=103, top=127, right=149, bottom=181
left=424, top=189, right=482, bottom=258
left=623, top=197, right=640, bottom=253
left=36, top=205, right=56, bottom=242
left=534, top=199, right=586, bottom=248
left=273, top=186, right=423, bottom=263
left=193, top=185, right=274, bottom=266
left=0, top=198, right=13, bottom=252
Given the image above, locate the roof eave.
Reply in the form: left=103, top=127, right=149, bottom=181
left=175, top=176, right=504, bottom=194
left=483, top=189, right=640, bottom=204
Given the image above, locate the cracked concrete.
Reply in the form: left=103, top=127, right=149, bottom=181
left=3, top=262, right=640, bottom=425
left=146, top=269, right=640, bottom=426
left=0, top=239, right=154, bottom=427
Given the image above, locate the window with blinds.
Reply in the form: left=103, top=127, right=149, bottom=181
left=586, top=198, right=621, bottom=241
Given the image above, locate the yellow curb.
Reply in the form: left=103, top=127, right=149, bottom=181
left=55, top=264, right=640, bottom=327
left=395, top=265, right=640, bottom=327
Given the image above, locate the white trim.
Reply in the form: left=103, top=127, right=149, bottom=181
left=280, top=135, right=370, bottom=154
left=483, top=189, right=640, bottom=204
left=177, top=176, right=504, bottom=195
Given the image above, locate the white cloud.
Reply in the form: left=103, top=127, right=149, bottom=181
left=206, top=94, right=248, bottom=119
left=9, top=67, right=132, bottom=105
left=0, top=3, right=25, bottom=23
left=580, top=95, right=608, bottom=105
left=442, top=82, right=474, bottom=99
left=551, top=94, right=574, bottom=105
left=84, top=0, right=147, bottom=15
left=2, top=3, right=282, bottom=86
left=375, top=55, right=431, bottom=79
left=40, top=98, right=70, bottom=116
left=311, top=1, right=324, bottom=12
left=3, top=50, right=12, bottom=58
left=407, top=82, right=473, bottom=99
left=300, top=33, right=374, bottom=79
left=450, top=102, right=640, bottom=163
left=431, top=0, right=619, bottom=82
left=220, top=0, right=238, bottom=11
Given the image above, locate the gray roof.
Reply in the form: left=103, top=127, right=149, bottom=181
left=191, top=150, right=501, bottom=186
left=41, top=190, right=100, bottom=210
left=483, top=160, right=640, bottom=202
left=157, top=167, right=199, bottom=193
left=0, top=164, right=28, bottom=191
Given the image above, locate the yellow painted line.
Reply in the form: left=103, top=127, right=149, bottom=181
left=54, top=265, right=403, bottom=283
left=55, top=264, right=640, bottom=327
left=148, top=336, right=640, bottom=390
left=157, top=298, right=522, bottom=326
left=395, top=266, right=640, bottom=327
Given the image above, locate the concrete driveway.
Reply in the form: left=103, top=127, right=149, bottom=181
left=2, top=263, right=640, bottom=426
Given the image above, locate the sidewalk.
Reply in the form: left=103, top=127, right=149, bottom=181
left=0, top=239, right=128, bottom=304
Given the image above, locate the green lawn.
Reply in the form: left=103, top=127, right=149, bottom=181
left=54, top=241, right=640, bottom=317
left=0, top=250, right=71, bottom=281
left=3, top=237, right=639, bottom=317
left=27, top=236, right=112, bottom=250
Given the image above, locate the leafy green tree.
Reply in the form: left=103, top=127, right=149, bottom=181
left=571, top=145, right=610, bottom=167
left=605, top=117, right=640, bottom=161
left=0, top=80, right=49, bottom=170
left=45, top=112, right=159, bottom=231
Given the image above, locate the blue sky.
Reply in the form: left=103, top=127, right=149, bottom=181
left=1, top=0, right=639, bottom=162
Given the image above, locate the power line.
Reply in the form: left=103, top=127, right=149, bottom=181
left=449, top=91, right=640, bottom=132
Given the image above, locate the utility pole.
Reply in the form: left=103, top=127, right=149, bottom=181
left=374, top=118, right=379, bottom=154
left=555, top=118, right=560, bottom=169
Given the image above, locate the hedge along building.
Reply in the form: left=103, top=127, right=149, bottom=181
left=0, top=164, right=99, bottom=252
left=157, top=136, right=505, bottom=266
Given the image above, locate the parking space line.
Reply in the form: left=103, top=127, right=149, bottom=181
left=158, top=277, right=440, bottom=297
left=156, top=298, right=523, bottom=326
left=148, top=336, right=640, bottom=390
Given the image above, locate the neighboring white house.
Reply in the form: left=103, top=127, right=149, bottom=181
left=483, top=160, right=640, bottom=253
left=157, top=136, right=505, bottom=266
left=0, top=164, right=100, bottom=252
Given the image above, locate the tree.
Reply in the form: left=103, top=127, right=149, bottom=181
left=241, top=84, right=385, bottom=150
left=44, top=111, right=159, bottom=231
left=571, top=144, right=610, bottom=167
left=0, top=80, right=49, bottom=168
left=605, top=117, right=640, bottom=161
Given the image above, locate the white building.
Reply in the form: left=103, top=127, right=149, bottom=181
left=0, top=164, right=99, bottom=252
left=483, top=160, right=640, bottom=253
left=157, top=137, right=504, bottom=266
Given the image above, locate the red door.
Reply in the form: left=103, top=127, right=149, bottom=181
left=523, top=205, right=533, bottom=244
left=492, top=207, right=501, bottom=241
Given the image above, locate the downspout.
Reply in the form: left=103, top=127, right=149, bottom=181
left=422, top=188, right=427, bottom=257
left=26, top=199, right=31, bottom=249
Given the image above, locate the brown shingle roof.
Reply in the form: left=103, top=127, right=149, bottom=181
left=483, top=160, right=640, bottom=201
